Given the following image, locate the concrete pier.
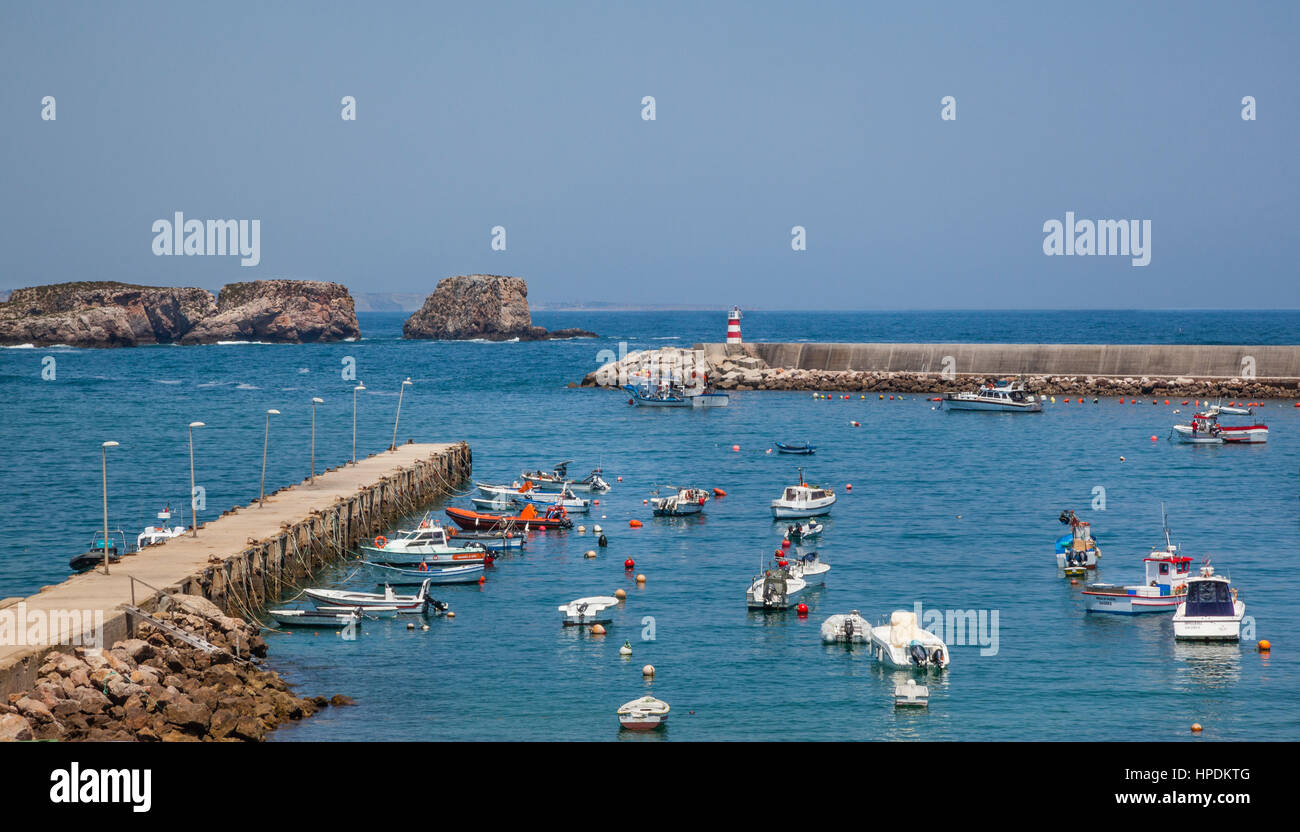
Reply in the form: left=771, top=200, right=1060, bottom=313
left=0, top=442, right=472, bottom=698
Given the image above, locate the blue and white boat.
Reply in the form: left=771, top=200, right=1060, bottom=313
left=514, top=486, right=590, bottom=514
left=774, top=441, right=816, bottom=455
left=1081, top=512, right=1191, bottom=614
left=363, top=561, right=486, bottom=585
left=624, top=383, right=729, bottom=408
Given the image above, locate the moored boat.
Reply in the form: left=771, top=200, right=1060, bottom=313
left=745, top=567, right=807, bottom=610
left=784, top=520, right=824, bottom=542
left=775, top=441, right=815, bottom=455
left=362, top=561, right=486, bottom=585
left=942, top=378, right=1042, bottom=412
left=304, top=579, right=445, bottom=615
left=617, top=696, right=670, bottom=730
left=649, top=486, right=710, bottom=516
left=770, top=468, right=836, bottom=519
left=1081, top=509, right=1191, bottom=614
left=1172, top=563, right=1245, bottom=641
left=781, top=550, right=830, bottom=585
left=268, top=608, right=361, bottom=628
left=514, top=486, right=591, bottom=514
left=1170, top=405, right=1268, bottom=444
left=358, top=520, right=489, bottom=564
left=1055, top=509, right=1102, bottom=574
left=821, top=610, right=870, bottom=644
left=870, top=610, right=950, bottom=670
left=445, top=504, right=573, bottom=531
left=558, top=596, right=621, bottom=626
left=447, top=529, right=526, bottom=552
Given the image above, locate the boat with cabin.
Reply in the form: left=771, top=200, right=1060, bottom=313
left=869, top=610, right=950, bottom=670
left=1172, top=563, right=1245, bottom=641
left=1171, top=405, right=1268, bottom=444
left=1081, top=509, right=1191, bottom=614
left=770, top=467, right=836, bottom=519
left=358, top=519, right=489, bottom=565
left=942, top=378, right=1043, bottom=412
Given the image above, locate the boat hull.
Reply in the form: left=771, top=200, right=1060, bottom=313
left=1173, top=601, right=1245, bottom=640
left=1081, top=587, right=1186, bottom=614
left=619, top=714, right=667, bottom=730
left=444, top=506, right=571, bottom=531
left=364, top=562, right=485, bottom=585
left=943, top=398, right=1042, bottom=412
left=771, top=500, right=835, bottom=519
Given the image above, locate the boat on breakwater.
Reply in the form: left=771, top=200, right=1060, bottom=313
left=68, top=530, right=131, bottom=572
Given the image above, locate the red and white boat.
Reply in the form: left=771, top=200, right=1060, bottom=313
left=1171, top=405, right=1268, bottom=444
left=1081, top=512, right=1191, bottom=615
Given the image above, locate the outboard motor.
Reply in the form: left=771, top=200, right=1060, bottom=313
left=1058, top=509, right=1073, bottom=525
left=909, top=643, right=929, bottom=667
left=930, top=648, right=945, bottom=666
left=843, top=618, right=855, bottom=639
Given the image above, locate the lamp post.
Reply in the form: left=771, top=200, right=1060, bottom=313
left=352, top=383, right=365, bottom=464
left=188, top=422, right=204, bottom=535
left=259, top=409, right=280, bottom=507
left=310, top=397, right=323, bottom=483
left=391, top=378, right=412, bottom=451
left=101, top=441, right=119, bottom=574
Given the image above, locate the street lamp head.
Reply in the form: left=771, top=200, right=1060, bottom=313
left=355, top=384, right=365, bottom=391
left=267, top=409, right=281, bottom=415
left=102, top=441, right=119, bottom=448
left=189, top=421, right=205, bottom=428
left=402, top=378, right=412, bottom=386
left=312, top=397, right=324, bottom=404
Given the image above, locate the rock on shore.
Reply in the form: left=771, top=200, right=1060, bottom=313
left=0, top=280, right=360, bottom=347
left=0, top=595, right=346, bottom=742
left=582, top=346, right=1300, bottom=399
left=178, top=280, right=360, bottom=344
left=403, top=274, right=597, bottom=341
left=0, top=282, right=216, bottom=348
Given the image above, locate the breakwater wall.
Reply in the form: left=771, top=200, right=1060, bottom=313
left=0, top=442, right=472, bottom=700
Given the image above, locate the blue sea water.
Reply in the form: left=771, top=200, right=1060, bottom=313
left=1, top=310, right=1297, bottom=741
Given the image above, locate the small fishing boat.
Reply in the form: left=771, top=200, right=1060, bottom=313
left=1170, top=405, right=1269, bottom=444
left=1081, top=508, right=1191, bottom=614
left=137, top=507, right=187, bottom=548
left=774, top=441, right=816, bottom=455
left=1055, top=509, right=1102, bottom=575
left=745, top=567, right=807, bottom=610
left=821, top=610, right=870, bottom=644
left=894, top=680, right=930, bottom=708
left=304, top=579, right=445, bottom=615
left=476, top=480, right=528, bottom=499
left=784, top=520, right=823, bottom=542
left=520, top=461, right=573, bottom=487
left=870, top=610, right=950, bottom=670
left=523, top=464, right=611, bottom=493
left=69, top=530, right=130, bottom=572
left=470, top=495, right=517, bottom=511
left=313, top=604, right=401, bottom=619
left=624, top=383, right=729, bottom=408
left=942, top=378, right=1043, bottom=412
left=783, top=551, right=830, bottom=585
left=514, top=486, right=591, bottom=514
left=1172, top=563, right=1245, bottom=641
left=268, top=608, right=361, bottom=628
left=558, top=596, right=621, bottom=626
left=649, top=486, right=710, bottom=517
left=445, top=504, right=573, bottom=531
left=447, top=530, right=526, bottom=552
left=770, top=468, right=836, bottom=519
left=617, top=696, right=670, bottom=730
left=363, top=561, right=486, bottom=585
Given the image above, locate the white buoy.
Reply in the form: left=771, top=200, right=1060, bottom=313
left=620, top=640, right=633, bottom=656
left=642, top=664, right=655, bottom=677
left=585, top=550, right=597, bottom=558
left=577, top=525, right=587, bottom=533
left=421, top=624, right=429, bottom=631
left=594, top=525, right=603, bottom=534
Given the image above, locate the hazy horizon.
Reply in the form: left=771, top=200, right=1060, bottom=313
left=3, top=1, right=1297, bottom=310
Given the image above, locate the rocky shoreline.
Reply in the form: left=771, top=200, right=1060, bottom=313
left=0, top=279, right=360, bottom=348
left=581, top=346, right=1300, bottom=399
left=0, top=594, right=348, bottom=742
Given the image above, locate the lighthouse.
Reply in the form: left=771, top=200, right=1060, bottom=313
left=725, top=307, right=742, bottom=344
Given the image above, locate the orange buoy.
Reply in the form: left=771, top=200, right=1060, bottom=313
left=590, top=623, right=606, bottom=635
left=713, top=487, right=726, bottom=497
left=731, top=444, right=740, bottom=452
left=636, top=573, right=646, bottom=584
left=1150, top=435, right=1158, bottom=441
left=629, top=519, right=643, bottom=528
left=478, top=575, right=486, bottom=584
left=1258, top=639, right=1271, bottom=651
left=1191, top=723, right=1203, bottom=733
left=845, top=483, right=852, bottom=491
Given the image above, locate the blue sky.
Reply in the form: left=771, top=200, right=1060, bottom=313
left=1, top=1, right=1296, bottom=309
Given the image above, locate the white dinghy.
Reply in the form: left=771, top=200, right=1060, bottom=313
left=821, top=610, right=870, bottom=644
left=268, top=608, right=361, bottom=629
left=617, top=696, right=670, bottom=730
left=558, top=596, right=621, bottom=626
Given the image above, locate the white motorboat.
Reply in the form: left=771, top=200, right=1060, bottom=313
left=1055, top=509, right=1102, bottom=574
left=523, top=464, right=611, bottom=493
left=558, top=596, right=621, bottom=626
left=1170, top=405, right=1269, bottom=444
left=894, top=679, right=930, bottom=708
left=783, top=551, right=830, bottom=585
left=617, top=696, right=670, bottom=730
left=362, top=561, right=485, bottom=585
left=515, top=486, right=591, bottom=514
left=821, top=610, right=870, bottom=644
left=870, top=610, right=950, bottom=670
left=137, top=507, right=187, bottom=548
left=1173, top=564, right=1245, bottom=641
left=358, top=519, right=489, bottom=565
left=304, top=579, right=444, bottom=615
left=1081, top=509, right=1192, bottom=615
left=471, top=495, right=517, bottom=511
left=770, top=467, right=836, bottom=519
left=476, top=480, right=527, bottom=499
left=268, top=608, right=361, bottom=628
left=745, top=568, right=807, bottom=610
left=942, top=378, right=1043, bottom=412
left=783, top=520, right=823, bottom=543
left=650, top=486, right=710, bottom=517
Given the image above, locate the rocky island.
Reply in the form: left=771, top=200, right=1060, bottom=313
left=402, top=274, right=597, bottom=341
left=0, top=279, right=360, bottom=347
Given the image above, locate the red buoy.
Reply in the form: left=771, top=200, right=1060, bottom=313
left=624, top=558, right=635, bottom=569
left=781, top=539, right=791, bottom=548
left=796, top=603, right=809, bottom=615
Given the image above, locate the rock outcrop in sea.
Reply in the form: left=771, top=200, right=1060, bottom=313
left=402, top=274, right=597, bottom=341
left=0, top=279, right=360, bottom=347
left=0, top=594, right=350, bottom=742
left=581, top=346, right=1299, bottom=399
left=178, top=279, right=360, bottom=344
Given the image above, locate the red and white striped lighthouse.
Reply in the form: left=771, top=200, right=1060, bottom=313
left=725, top=306, right=742, bottom=344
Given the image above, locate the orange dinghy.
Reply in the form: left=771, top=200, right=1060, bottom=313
left=444, top=503, right=573, bottom=531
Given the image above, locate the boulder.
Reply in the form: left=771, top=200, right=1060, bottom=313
left=178, top=280, right=359, bottom=344
left=0, top=713, right=34, bottom=742
left=403, top=275, right=596, bottom=341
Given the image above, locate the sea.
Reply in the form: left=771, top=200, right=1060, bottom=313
left=2, top=310, right=1297, bottom=741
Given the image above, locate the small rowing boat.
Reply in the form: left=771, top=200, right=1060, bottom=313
left=775, top=441, right=816, bottom=455
left=362, top=561, right=485, bottom=585
left=617, top=696, right=670, bottom=730
left=304, top=579, right=446, bottom=615
left=558, top=596, right=621, bottom=625
left=268, top=608, right=361, bottom=628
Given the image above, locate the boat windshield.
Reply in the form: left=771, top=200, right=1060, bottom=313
left=1184, top=580, right=1235, bottom=617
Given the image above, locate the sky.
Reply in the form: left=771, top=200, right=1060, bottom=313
left=1, top=1, right=1297, bottom=309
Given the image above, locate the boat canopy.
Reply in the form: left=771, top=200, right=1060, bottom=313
left=1184, top=580, right=1236, bottom=617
